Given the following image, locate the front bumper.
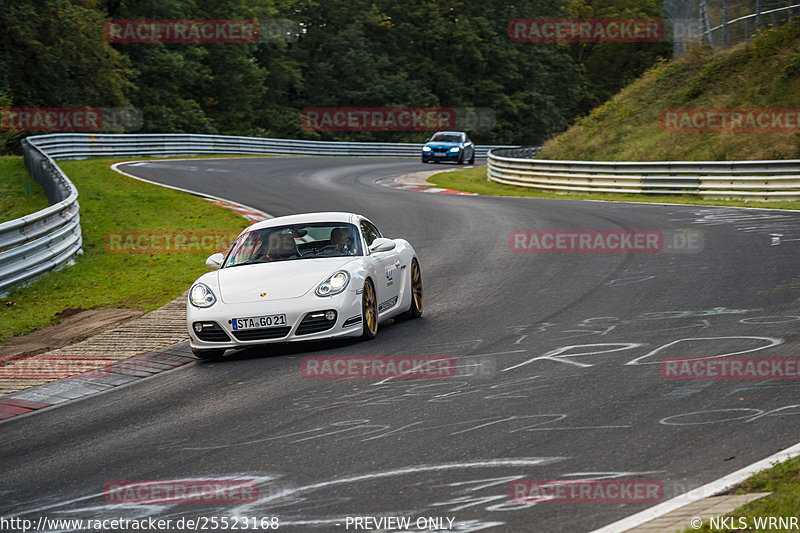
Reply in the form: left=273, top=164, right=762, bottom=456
left=187, top=290, right=363, bottom=350
left=422, top=148, right=462, bottom=162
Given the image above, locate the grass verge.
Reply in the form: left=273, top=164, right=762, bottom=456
left=683, top=456, right=800, bottom=532
left=0, top=156, right=49, bottom=222
left=0, top=157, right=251, bottom=344
left=429, top=166, right=800, bottom=210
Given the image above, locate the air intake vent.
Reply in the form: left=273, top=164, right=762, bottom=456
left=296, top=310, right=337, bottom=336
left=193, top=322, right=231, bottom=342
left=232, top=326, right=291, bottom=341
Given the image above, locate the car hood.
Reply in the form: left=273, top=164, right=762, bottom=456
left=425, top=142, right=461, bottom=149
left=216, top=257, right=357, bottom=303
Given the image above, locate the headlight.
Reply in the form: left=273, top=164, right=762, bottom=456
left=189, top=283, right=216, bottom=307
left=316, top=270, right=350, bottom=297
left=449, top=147, right=460, bottom=152
left=422, top=146, right=432, bottom=152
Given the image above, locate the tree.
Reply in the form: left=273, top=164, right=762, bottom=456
left=567, top=0, right=672, bottom=113
left=0, top=0, right=133, bottom=107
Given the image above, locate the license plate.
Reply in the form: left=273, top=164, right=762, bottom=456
left=434, top=152, right=446, bottom=157
left=232, top=314, right=287, bottom=330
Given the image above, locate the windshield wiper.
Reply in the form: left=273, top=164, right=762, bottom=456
left=225, top=259, right=270, bottom=267
left=226, top=256, right=305, bottom=267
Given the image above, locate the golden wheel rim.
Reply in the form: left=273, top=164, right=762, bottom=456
left=364, top=281, right=377, bottom=333
left=411, top=261, right=423, bottom=311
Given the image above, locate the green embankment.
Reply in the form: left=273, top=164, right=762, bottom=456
left=539, top=21, right=800, bottom=161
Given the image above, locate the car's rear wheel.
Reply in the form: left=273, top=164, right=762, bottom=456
left=192, top=348, right=226, bottom=360
left=362, top=278, right=378, bottom=339
left=404, top=258, right=423, bottom=319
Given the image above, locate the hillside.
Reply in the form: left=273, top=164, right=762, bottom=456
left=538, top=21, right=800, bottom=161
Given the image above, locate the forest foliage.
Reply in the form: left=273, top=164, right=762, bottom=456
left=0, top=0, right=671, bottom=152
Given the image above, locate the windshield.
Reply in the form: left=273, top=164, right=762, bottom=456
left=431, top=133, right=462, bottom=143
left=223, top=222, right=362, bottom=267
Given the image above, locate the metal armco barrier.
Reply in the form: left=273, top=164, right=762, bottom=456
left=26, top=133, right=511, bottom=160
left=488, top=147, right=800, bottom=201
left=0, top=138, right=82, bottom=294
left=1, top=133, right=515, bottom=293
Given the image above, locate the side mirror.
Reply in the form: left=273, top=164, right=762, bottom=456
left=369, top=238, right=396, bottom=253
left=205, top=252, right=224, bottom=269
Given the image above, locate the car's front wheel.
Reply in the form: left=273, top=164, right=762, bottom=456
left=469, top=151, right=475, bottom=165
left=404, top=258, right=423, bottom=319
left=361, top=278, right=378, bottom=339
left=192, top=348, right=226, bottom=360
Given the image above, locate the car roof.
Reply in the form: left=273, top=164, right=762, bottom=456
left=246, top=212, right=361, bottom=232
left=432, top=131, right=464, bottom=136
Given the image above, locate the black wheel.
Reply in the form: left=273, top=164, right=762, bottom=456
left=457, top=152, right=464, bottom=164
left=361, top=278, right=378, bottom=339
left=192, top=348, right=226, bottom=360
left=422, top=156, right=428, bottom=163
left=469, top=151, right=475, bottom=165
left=404, top=258, right=423, bottom=319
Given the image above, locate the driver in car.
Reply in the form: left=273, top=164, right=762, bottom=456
left=330, top=227, right=355, bottom=255
left=264, top=231, right=300, bottom=260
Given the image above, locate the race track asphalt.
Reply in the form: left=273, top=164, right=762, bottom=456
left=2, top=156, right=800, bottom=532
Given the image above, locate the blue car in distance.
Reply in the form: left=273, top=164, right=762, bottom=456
left=421, top=131, right=475, bottom=164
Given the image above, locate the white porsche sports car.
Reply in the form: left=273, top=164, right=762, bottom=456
left=186, top=212, right=423, bottom=359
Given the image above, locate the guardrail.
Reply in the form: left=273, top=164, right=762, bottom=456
left=488, top=147, right=800, bottom=200
left=27, top=133, right=511, bottom=160
left=0, top=139, right=82, bottom=295
left=1, top=133, right=515, bottom=294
